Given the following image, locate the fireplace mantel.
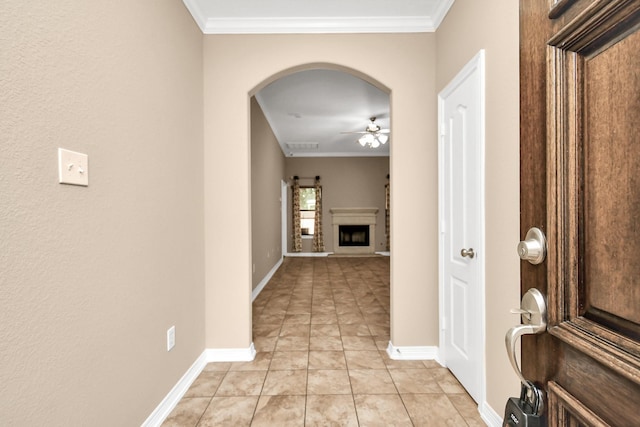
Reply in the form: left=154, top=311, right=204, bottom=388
left=330, top=208, right=379, bottom=254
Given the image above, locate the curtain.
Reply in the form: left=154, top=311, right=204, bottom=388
left=312, top=176, right=325, bottom=252
left=292, top=177, right=302, bottom=252
left=385, top=177, right=390, bottom=251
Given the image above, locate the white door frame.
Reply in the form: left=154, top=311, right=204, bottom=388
left=438, top=50, right=486, bottom=405
left=281, top=179, right=288, bottom=257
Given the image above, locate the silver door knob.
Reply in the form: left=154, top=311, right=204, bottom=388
left=517, top=227, right=546, bottom=265
left=460, top=248, right=475, bottom=258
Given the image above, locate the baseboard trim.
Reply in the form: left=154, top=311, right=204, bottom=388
left=141, top=350, right=208, bottom=427
left=386, top=341, right=442, bottom=364
left=143, top=343, right=257, bottom=426
left=206, top=343, right=257, bottom=362
left=285, top=252, right=332, bottom=257
left=480, top=401, right=503, bottom=427
left=252, top=258, right=283, bottom=302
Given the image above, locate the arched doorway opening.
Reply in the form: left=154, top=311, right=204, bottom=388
left=249, top=64, right=391, bottom=354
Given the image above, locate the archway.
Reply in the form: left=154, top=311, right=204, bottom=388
left=249, top=64, right=391, bottom=350
left=202, top=35, right=438, bottom=363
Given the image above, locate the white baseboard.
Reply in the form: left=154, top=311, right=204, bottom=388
left=206, top=342, right=256, bottom=362
left=480, top=400, right=503, bottom=427
left=285, top=252, right=332, bottom=257
left=386, top=341, right=443, bottom=364
left=141, top=351, right=208, bottom=427
left=142, top=343, right=257, bottom=426
left=252, top=258, right=283, bottom=302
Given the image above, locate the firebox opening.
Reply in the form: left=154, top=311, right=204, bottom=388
left=339, top=225, right=370, bottom=247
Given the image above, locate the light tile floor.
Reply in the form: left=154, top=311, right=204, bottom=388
left=162, top=256, right=485, bottom=426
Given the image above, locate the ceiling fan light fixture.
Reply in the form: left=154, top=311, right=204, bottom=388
left=359, top=133, right=374, bottom=146
left=349, top=117, right=390, bottom=149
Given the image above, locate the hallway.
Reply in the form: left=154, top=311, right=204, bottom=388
left=162, top=256, right=484, bottom=426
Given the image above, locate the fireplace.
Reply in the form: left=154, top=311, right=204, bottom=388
left=339, top=225, right=370, bottom=247
left=330, top=207, right=378, bottom=254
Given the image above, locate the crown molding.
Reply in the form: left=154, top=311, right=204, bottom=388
left=182, top=0, right=455, bottom=34
left=430, top=0, right=456, bottom=29
left=182, top=0, right=208, bottom=31
left=285, top=151, right=390, bottom=158
left=200, top=16, right=438, bottom=34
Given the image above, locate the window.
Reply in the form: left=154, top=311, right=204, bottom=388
left=299, top=187, right=316, bottom=235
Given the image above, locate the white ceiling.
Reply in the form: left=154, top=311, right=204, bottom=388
left=256, top=69, right=390, bottom=157
left=183, top=0, right=454, bottom=157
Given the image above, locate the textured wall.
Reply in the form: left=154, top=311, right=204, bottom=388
left=0, top=1, right=204, bottom=425
left=284, top=157, right=390, bottom=254
left=203, top=33, right=438, bottom=351
left=251, top=97, right=286, bottom=290
left=436, top=0, right=521, bottom=413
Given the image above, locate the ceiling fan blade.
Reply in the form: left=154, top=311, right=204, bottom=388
left=341, top=117, right=391, bottom=136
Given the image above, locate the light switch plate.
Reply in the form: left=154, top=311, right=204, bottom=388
left=58, top=148, right=88, bottom=186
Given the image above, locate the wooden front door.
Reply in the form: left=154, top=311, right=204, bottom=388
left=520, top=0, right=640, bottom=425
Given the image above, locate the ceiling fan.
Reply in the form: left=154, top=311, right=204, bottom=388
left=342, top=117, right=390, bottom=148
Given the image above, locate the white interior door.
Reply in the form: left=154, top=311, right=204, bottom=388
left=438, top=50, right=485, bottom=404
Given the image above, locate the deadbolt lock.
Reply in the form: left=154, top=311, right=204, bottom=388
left=517, top=227, right=546, bottom=265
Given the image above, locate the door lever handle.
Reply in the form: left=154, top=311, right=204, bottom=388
left=506, top=323, right=545, bottom=386
left=505, top=288, right=547, bottom=387
left=509, top=308, right=532, bottom=320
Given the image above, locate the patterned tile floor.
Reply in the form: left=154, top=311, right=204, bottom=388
left=162, top=256, right=485, bottom=426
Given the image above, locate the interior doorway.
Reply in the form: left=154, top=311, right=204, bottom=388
left=250, top=64, right=392, bottom=344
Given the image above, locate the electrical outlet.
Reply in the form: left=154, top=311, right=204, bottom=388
left=167, top=326, right=175, bottom=351
left=58, top=148, right=88, bottom=186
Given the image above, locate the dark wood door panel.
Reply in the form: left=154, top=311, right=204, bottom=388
left=547, top=0, right=640, bottom=375
left=583, top=29, right=640, bottom=329
left=547, top=381, right=610, bottom=427
left=521, top=0, right=640, bottom=425
left=555, top=344, right=640, bottom=425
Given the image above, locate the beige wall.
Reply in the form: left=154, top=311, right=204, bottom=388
left=284, top=157, right=389, bottom=254
left=436, top=0, right=521, bottom=411
left=203, top=33, right=438, bottom=350
left=251, top=97, right=286, bottom=290
left=207, top=6, right=521, bottom=414
left=2, top=0, right=522, bottom=421
left=0, top=1, right=204, bottom=425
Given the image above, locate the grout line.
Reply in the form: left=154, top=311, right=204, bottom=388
left=246, top=257, right=478, bottom=425
left=191, top=395, right=215, bottom=427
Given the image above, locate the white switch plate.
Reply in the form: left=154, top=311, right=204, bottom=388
left=167, top=326, right=176, bottom=351
left=58, top=148, right=88, bottom=186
